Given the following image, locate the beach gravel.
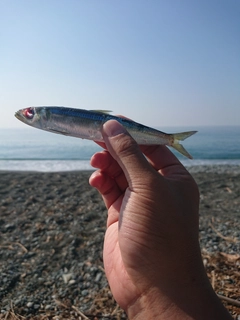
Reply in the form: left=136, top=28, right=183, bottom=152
left=0, top=166, right=240, bottom=319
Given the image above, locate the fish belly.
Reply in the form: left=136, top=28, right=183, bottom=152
left=127, top=128, right=169, bottom=145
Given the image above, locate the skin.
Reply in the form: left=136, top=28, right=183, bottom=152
left=89, top=120, right=232, bottom=320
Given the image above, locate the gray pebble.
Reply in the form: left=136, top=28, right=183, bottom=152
left=81, top=289, right=88, bottom=296
left=14, top=299, right=22, bottom=306
left=26, top=302, right=33, bottom=308
left=62, top=273, right=72, bottom=283
left=45, top=304, right=52, bottom=310
left=95, top=272, right=102, bottom=282
left=69, top=279, right=76, bottom=285
left=5, top=223, right=16, bottom=231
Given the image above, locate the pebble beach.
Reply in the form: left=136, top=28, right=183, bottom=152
left=0, top=165, right=240, bottom=319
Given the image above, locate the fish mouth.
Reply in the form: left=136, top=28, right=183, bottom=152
left=15, top=110, right=25, bottom=122
left=15, top=107, right=35, bottom=123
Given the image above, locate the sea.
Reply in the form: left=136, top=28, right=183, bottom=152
left=0, top=126, right=240, bottom=172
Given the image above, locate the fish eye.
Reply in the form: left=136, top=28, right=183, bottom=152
left=23, top=107, right=35, bottom=119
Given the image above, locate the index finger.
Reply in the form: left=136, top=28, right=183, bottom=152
left=140, top=145, right=189, bottom=177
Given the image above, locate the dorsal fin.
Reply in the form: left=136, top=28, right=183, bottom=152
left=89, top=110, right=112, bottom=114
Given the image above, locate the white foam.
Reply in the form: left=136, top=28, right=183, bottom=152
left=0, top=160, right=93, bottom=172
left=1, top=159, right=240, bottom=172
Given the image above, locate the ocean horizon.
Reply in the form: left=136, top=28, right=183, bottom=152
left=1, top=126, right=240, bottom=172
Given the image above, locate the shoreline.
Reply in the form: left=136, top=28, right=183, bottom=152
left=0, top=160, right=240, bottom=173
left=1, top=163, right=240, bottom=175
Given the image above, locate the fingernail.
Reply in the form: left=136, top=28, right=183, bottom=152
left=103, top=120, right=127, bottom=137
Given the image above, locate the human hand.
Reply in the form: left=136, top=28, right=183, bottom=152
left=89, top=120, right=232, bottom=319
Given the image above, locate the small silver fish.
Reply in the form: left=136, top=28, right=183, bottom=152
left=15, top=106, right=197, bottom=159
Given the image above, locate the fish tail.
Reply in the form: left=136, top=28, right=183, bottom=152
left=171, top=131, right=197, bottom=159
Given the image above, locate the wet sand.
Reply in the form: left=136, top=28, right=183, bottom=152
left=0, top=166, right=240, bottom=319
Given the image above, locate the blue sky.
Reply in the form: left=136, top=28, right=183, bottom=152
left=1, top=0, right=239, bottom=128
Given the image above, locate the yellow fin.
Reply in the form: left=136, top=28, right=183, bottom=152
left=171, top=131, right=197, bottom=159
left=171, top=142, right=193, bottom=159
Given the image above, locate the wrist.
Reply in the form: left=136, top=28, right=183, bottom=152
left=127, top=279, right=232, bottom=320
left=127, top=287, right=171, bottom=320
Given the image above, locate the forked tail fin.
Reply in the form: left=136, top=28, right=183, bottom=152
left=171, top=131, right=197, bottom=159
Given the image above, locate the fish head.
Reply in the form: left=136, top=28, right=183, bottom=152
left=15, top=107, right=43, bottom=128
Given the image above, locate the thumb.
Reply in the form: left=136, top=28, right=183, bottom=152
left=102, top=120, right=157, bottom=188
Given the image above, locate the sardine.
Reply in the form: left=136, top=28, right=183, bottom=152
left=15, top=106, right=197, bottom=159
